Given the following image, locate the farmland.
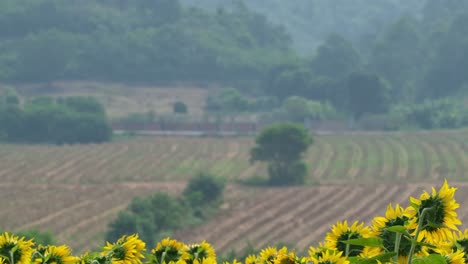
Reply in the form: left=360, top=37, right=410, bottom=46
left=0, top=130, right=467, bottom=253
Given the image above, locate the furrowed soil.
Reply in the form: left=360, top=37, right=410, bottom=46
left=0, top=130, right=467, bottom=253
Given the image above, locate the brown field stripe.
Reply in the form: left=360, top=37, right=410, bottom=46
left=307, top=138, right=324, bottom=179
left=214, top=188, right=316, bottom=253
left=346, top=140, right=362, bottom=180
left=428, top=136, right=451, bottom=180
left=446, top=134, right=468, bottom=179
left=387, top=136, right=409, bottom=179
left=61, top=205, right=128, bottom=252
left=14, top=188, right=119, bottom=231
left=413, top=135, right=437, bottom=181
left=174, top=188, right=298, bottom=245
left=339, top=140, right=354, bottom=180
left=383, top=137, right=400, bottom=181
left=295, top=185, right=396, bottom=250
left=402, top=136, right=417, bottom=180
left=39, top=145, right=102, bottom=182
left=442, top=135, right=466, bottom=180
left=253, top=186, right=351, bottom=250
left=313, top=140, right=335, bottom=180
left=355, top=138, right=369, bottom=181
left=350, top=185, right=416, bottom=225
left=317, top=139, right=339, bottom=181
left=373, top=137, right=386, bottom=180
left=62, top=144, right=129, bottom=183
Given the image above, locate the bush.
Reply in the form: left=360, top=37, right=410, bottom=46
left=183, top=173, right=225, bottom=206
left=173, top=101, right=188, bottom=114
left=0, top=95, right=111, bottom=144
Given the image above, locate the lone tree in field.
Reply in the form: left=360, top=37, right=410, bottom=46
left=250, top=123, right=313, bottom=185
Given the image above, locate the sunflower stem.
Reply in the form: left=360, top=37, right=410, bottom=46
left=9, top=249, right=15, bottom=264
left=345, top=233, right=351, bottom=257
left=407, top=207, right=432, bottom=264
left=393, top=232, right=402, bottom=264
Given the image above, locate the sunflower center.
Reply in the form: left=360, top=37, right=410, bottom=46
left=48, top=254, right=66, bottom=264
left=154, top=247, right=181, bottom=263
left=278, top=256, right=295, bottom=264
left=0, top=242, right=23, bottom=264
left=113, top=246, right=126, bottom=260
left=337, top=231, right=363, bottom=257
left=418, top=196, right=445, bottom=231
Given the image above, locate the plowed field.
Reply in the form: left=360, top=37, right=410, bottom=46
left=0, top=130, right=467, bottom=253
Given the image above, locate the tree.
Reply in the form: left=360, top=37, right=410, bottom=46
left=347, top=72, right=390, bottom=120
left=311, top=34, right=361, bottom=79
left=173, top=101, right=188, bottom=114
left=250, top=123, right=313, bottom=185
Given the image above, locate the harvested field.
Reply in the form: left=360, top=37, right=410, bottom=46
left=0, top=130, right=467, bottom=253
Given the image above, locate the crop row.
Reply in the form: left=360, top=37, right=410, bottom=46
left=0, top=131, right=467, bottom=184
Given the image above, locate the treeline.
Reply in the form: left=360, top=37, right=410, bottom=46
left=0, top=0, right=292, bottom=86
left=0, top=92, right=111, bottom=144
left=181, top=0, right=425, bottom=54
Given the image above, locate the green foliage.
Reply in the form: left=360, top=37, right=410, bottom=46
left=106, top=192, right=187, bottom=246
left=183, top=173, right=224, bottom=206
left=390, top=99, right=467, bottom=129
left=106, top=173, right=225, bottom=245
left=347, top=72, right=391, bottom=120
left=0, top=96, right=111, bottom=144
left=311, top=34, right=361, bottom=79
left=205, top=88, right=249, bottom=113
left=173, top=101, right=188, bottom=114
left=0, top=0, right=293, bottom=85
left=14, top=229, right=55, bottom=246
left=281, top=96, right=336, bottom=122
left=251, top=123, right=312, bottom=185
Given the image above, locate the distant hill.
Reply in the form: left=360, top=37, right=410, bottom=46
left=181, top=0, right=426, bottom=54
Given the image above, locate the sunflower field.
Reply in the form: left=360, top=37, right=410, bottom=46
left=1, top=180, right=467, bottom=264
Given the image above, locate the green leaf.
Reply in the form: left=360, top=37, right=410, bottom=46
left=342, top=238, right=383, bottom=247
left=385, top=225, right=407, bottom=233
left=406, top=238, right=437, bottom=248
left=412, top=254, right=447, bottom=264
left=370, top=252, right=397, bottom=262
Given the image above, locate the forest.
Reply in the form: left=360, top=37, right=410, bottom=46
left=0, top=0, right=467, bottom=131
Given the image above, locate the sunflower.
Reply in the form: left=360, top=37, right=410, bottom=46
left=324, top=221, right=372, bottom=257
left=258, top=247, right=278, bottom=264
left=309, top=250, right=349, bottom=264
left=452, top=229, right=468, bottom=263
left=0, top=232, right=34, bottom=264
left=371, top=203, right=426, bottom=259
left=223, top=259, right=242, bottom=264
left=76, top=252, right=110, bottom=264
left=185, top=241, right=215, bottom=264
left=433, top=248, right=465, bottom=264
left=273, top=247, right=306, bottom=264
left=150, top=238, right=188, bottom=264
left=244, top=255, right=257, bottom=264
left=192, top=258, right=216, bottom=264
left=34, top=245, right=77, bottom=264
left=102, top=235, right=146, bottom=264
left=407, top=180, right=461, bottom=243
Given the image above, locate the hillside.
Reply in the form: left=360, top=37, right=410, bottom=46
left=181, top=0, right=426, bottom=54
left=0, top=130, right=467, bottom=252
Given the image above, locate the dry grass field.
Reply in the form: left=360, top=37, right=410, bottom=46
left=14, top=81, right=212, bottom=118
left=0, top=130, right=467, bottom=253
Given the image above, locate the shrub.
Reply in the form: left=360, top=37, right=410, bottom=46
left=183, top=173, right=225, bottom=206
left=173, top=101, right=188, bottom=114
